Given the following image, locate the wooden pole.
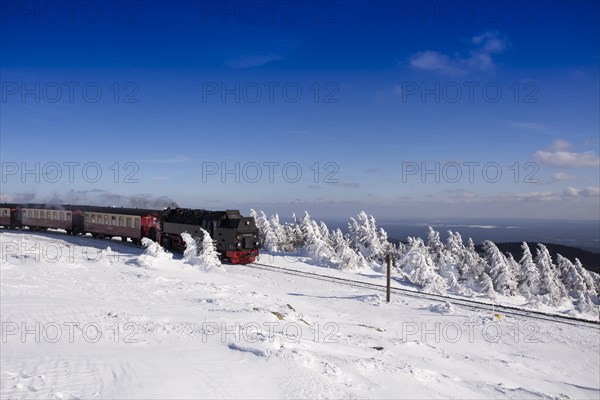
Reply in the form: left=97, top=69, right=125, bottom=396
left=386, top=254, right=391, bottom=303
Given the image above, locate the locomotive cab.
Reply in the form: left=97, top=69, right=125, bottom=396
left=214, top=211, right=259, bottom=264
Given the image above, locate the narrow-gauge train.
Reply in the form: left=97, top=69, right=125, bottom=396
left=0, top=203, right=259, bottom=264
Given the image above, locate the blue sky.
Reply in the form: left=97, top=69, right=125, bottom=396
left=1, top=0, right=598, bottom=220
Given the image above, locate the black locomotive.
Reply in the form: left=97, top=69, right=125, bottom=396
left=160, top=207, right=259, bottom=264
left=0, top=203, right=259, bottom=264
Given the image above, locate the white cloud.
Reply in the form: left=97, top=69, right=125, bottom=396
left=409, top=50, right=466, bottom=76
left=226, top=53, right=283, bottom=69
left=563, top=187, right=600, bottom=198
left=550, top=139, right=571, bottom=151
left=534, top=139, right=599, bottom=167
left=552, top=172, right=576, bottom=181
left=472, top=31, right=509, bottom=53
left=563, top=187, right=579, bottom=197
left=534, top=150, right=600, bottom=167
left=409, top=31, right=510, bottom=76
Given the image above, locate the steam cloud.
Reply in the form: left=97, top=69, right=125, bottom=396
left=1, top=190, right=179, bottom=210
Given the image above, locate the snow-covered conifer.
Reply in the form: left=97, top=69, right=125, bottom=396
left=426, top=226, right=445, bottom=269
left=483, top=241, right=517, bottom=295
left=198, top=228, right=221, bottom=269
left=518, top=242, right=540, bottom=297
left=400, top=237, right=447, bottom=295
left=535, top=244, right=568, bottom=306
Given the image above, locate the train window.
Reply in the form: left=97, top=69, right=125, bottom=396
left=104, top=215, right=109, bottom=225
left=47, top=211, right=51, bottom=219
left=119, top=217, right=124, bottom=227
left=112, top=216, right=117, bottom=226
left=34, top=210, right=38, bottom=218
left=53, top=212, right=58, bottom=220
left=23, top=210, right=27, bottom=217
left=60, top=212, right=64, bottom=220
left=91, top=214, right=96, bottom=223
left=126, top=217, right=132, bottom=228
left=135, top=219, right=140, bottom=229
left=67, top=212, right=71, bottom=219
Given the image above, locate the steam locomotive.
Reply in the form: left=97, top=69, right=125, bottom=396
left=0, top=203, right=259, bottom=264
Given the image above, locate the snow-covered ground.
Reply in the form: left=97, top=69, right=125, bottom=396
left=1, top=231, right=599, bottom=399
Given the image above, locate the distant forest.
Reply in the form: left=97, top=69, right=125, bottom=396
left=389, top=239, right=599, bottom=274
left=476, top=242, right=600, bottom=274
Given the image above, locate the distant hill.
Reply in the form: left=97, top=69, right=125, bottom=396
left=390, top=238, right=600, bottom=274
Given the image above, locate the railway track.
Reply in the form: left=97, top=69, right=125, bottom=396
left=248, top=262, right=600, bottom=329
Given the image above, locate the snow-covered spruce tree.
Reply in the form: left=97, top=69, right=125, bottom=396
left=573, top=258, right=598, bottom=296
left=590, top=271, right=600, bottom=297
left=483, top=241, right=517, bottom=296
left=535, top=244, right=568, bottom=306
left=249, top=209, right=264, bottom=245
left=557, top=254, right=586, bottom=295
left=198, top=228, right=221, bottom=269
left=426, top=226, right=445, bottom=270
left=180, top=230, right=220, bottom=268
left=261, top=211, right=279, bottom=253
left=518, top=242, right=540, bottom=297
left=554, top=254, right=598, bottom=315
left=461, top=238, right=486, bottom=284
left=269, top=213, right=287, bottom=252
left=445, top=231, right=466, bottom=267
left=505, top=253, right=522, bottom=293
left=319, top=221, right=331, bottom=243
left=181, top=232, right=200, bottom=264
left=303, top=218, right=336, bottom=266
left=297, top=211, right=315, bottom=250
left=347, top=211, right=389, bottom=266
left=330, top=228, right=346, bottom=254
left=479, top=272, right=497, bottom=301
left=330, top=228, right=369, bottom=270
left=399, top=237, right=447, bottom=295
left=282, top=212, right=305, bottom=251
left=435, top=230, right=470, bottom=296
left=395, top=241, right=407, bottom=260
